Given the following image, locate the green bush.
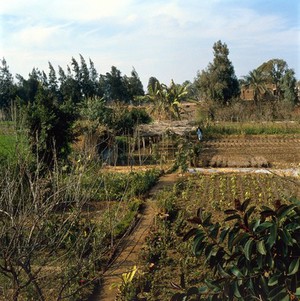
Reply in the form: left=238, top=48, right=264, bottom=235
left=172, top=199, right=300, bottom=301
left=95, top=169, right=160, bottom=201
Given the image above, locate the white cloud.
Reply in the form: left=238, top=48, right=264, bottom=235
left=1, top=0, right=299, bottom=85
left=0, top=0, right=134, bottom=21
left=11, top=25, right=61, bottom=48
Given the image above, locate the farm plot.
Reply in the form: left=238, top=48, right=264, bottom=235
left=200, top=135, right=300, bottom=168
left=124, top=172, right=300, bottom=301
left=176, top=173, right=300, bottom=213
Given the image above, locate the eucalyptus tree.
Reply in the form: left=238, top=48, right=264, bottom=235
left=280, top=69, right=297, bottom=105
left=124, top=68, right=144, bottom=102
left=0, top=58, right=16, bottom=117
left=79, top=54, right=95, bottom=99
left=89, top=58, right=103, bottom=97
left=102, top=66, right=129, bottom=102
left=47, top=62, right=59, bottom=102
left=196, top=40, right=239, bottom=105
left=58, top=62, right=82, bottom=104
left=15, top=68, right=41, bottom=104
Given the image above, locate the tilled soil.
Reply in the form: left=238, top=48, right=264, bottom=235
left=199, top=135, right=300, bottom=168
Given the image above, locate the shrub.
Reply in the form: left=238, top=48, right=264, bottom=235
left=172, top=199, right=300, bottom=301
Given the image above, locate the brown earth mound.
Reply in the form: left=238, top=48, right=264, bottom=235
left=209, top=155, right=269, bottom=168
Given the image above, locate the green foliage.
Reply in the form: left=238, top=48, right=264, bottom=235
left=243, top=69, right=268, bottom=104
left=80, top=99, right=151, bottom=136
left=196, top=40, right=239, bottom=105
left=203, top=121, right=300, bottom=137
left=243, top=59, right=297, bottom=105
left=172, top=139, right=201, bottom=172
left=91, top=169, right=160, bottom=201
left=144, top=79, right=189, bottom=120
left=172, top=199, right=300, bottom=301
left=0, top=121, right=30, bottom=165
left=24, top=86, right=77, bottom=167
left=101, top=66, right=130, bottom=103
left=281, top=69, right=297, bottom=105
left=79, top=97, right=113, bottom=128
left=0, top=58, right=16, bottom=117
left=0, top=134, right=16, bottom=159
left=114, top=199, right=143, bottom=238
left=112, top=105, right=151, bottom=135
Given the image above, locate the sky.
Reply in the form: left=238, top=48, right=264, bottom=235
left=0, top=0, right=299, bottom=88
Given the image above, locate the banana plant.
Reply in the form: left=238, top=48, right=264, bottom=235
left=144, top=79, right=189, bottom=120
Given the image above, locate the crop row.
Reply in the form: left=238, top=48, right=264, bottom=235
left=175, top=173, right=300, bottom=212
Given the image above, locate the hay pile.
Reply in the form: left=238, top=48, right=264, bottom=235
left=136, top=120, right=197, bottom=137
left=208, top=155, right=270, bottom=168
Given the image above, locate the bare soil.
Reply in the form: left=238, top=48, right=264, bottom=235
left=199, top=135, right=300, bottom=168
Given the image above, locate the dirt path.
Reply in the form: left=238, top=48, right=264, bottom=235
left=88, top=172, right=179, bottom=301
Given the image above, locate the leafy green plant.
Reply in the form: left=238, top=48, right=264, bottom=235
left=172, top=199, right=300, bottom=301
left=95, top=169, right=160, bottom=201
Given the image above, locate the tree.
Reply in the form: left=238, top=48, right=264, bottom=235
left=257, top=59, right=297, bottom=103
left=79, top=54, right=94, bottom=99
left=280, top=69, right=297, bottom=105
left=145, top=79, right=188, bottom=120
left=243, top=69, right=268, bottom=105
left=58, top=63, right=82, bottom=104
left=89, top=58, right=102, bottom=97
left=48, top=62, right=59, bottom=100
left=102, top=66, right=129, bottom=102
left=147, top=77, right=160, bottom=94
left=0, top=58, right=16, bottom=118
left=16, top=68, right=41, bottom=104
left=124, top=68, right=144, bottom=102
left=258, top=59, right=288, bottom=90
left=172, top=199, right=300, bottom=301
left=25, top=85, right=77, bottom=167
left=196, top=40, right=239, bottom=104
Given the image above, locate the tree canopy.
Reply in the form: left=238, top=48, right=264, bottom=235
left=195, top=40, right=240, bottom=105
left=243, top=59, right=297, bottom=104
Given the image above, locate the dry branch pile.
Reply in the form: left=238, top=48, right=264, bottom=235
left=136, top=120, right=197, bottom=137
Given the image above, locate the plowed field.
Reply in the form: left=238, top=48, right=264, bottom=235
left=200, top=135, right=300, bottom=168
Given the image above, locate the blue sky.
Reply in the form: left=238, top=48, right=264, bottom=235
left=0, top=0, right=299, bottom=87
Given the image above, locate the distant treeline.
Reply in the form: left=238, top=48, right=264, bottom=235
left=0, top=55, right=146, bottom=115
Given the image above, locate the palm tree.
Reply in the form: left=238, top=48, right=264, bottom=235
left=243, top=69, right=267, bottom=105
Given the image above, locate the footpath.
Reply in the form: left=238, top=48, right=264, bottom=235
left=88, top=173, right=178, bottom=301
